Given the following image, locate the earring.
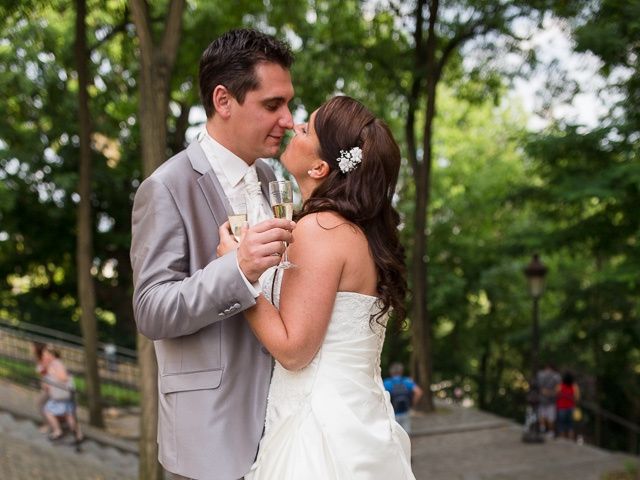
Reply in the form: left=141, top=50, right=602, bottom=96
left=307, top=170, right=313, bottom=176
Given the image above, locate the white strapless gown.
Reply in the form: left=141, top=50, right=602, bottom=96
left=246, top=269, right=415, bottom=480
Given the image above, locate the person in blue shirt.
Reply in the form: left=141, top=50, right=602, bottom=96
left=384, top=362, right=423, bottom=434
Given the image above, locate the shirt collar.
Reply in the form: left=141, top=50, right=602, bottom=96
left=199, top=129, right=250, bottom=188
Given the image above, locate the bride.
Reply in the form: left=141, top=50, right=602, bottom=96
left=218, top=95, right=415, bottom=479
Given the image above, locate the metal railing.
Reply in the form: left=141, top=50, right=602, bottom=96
left=579, top=400, right=640, bottom=455
left=0, top=318, right=139, bottom=407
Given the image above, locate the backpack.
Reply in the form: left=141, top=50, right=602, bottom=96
left=389, top=379, right=412, bottom=414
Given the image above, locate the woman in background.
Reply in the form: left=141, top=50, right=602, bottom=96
left=556, top=371, right=580, bottom=440
left=41, top=346, right=82, bottom=442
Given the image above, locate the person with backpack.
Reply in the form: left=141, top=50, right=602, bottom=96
left=384, top=362, right=423, bottom=434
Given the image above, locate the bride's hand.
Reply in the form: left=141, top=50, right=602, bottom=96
left=216, top=221, right=242, bottom=257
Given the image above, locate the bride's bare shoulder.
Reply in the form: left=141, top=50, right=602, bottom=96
left=295, top=212, right=361, bottom=237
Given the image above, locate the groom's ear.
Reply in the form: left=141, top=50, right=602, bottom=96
left=212, top=85, right=232, bottom=118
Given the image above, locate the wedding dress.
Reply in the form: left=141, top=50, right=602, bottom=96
left=246, top=268, right=415, bottom=480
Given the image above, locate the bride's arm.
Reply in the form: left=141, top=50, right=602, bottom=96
left=243, top=213, right=347, bottom=371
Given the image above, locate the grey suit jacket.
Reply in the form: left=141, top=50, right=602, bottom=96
left=130, top=141, right=276, bottom=480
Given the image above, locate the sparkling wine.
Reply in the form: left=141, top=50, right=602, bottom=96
left=268, top=180, right=296, bottom=269
left=271, top=202, right=293, bottom=220
left=228, top=213, right=247, bottom=241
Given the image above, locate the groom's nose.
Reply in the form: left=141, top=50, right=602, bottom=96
left=279, top=107, right=294, bottom=130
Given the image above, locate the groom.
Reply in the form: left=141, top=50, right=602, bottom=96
left=130, top=29, right=295, bottom=480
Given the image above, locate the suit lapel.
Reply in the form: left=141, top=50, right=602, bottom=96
left=187, top=142, right=229, bottom=227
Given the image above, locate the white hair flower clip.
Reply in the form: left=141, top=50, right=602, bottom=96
left=337, top=146, right=362, bottom=174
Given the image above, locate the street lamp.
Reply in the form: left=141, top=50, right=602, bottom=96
left=524, top=253, right=548, bottom=379
left=522, top=253, right=548, bottom=443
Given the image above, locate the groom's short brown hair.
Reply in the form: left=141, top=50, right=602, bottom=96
left=199, top=29, right=294, bottom=118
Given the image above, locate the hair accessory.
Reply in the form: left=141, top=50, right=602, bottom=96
left=337, top=146, right=362, bottom=174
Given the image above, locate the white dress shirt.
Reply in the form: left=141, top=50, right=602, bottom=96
left=198, top=129, right=272, bottom=296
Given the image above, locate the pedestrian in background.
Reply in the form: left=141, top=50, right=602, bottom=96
left=31, top=341, right=49, bottom=433
left=537, top=362, right=561, bottom=437
left=41, top=346, right=82, bottom=443
left=384, top=362, right=424, bottom=434
left=556, top=371, right=580, bottom=440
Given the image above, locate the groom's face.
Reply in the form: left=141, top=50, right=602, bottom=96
left=228, top=62, right=294, bottom=163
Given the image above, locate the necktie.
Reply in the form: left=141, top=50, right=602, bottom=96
left=244, top=166, right=271, bottom=225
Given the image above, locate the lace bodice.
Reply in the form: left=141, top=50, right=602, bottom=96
left=247, top=268, right=414, bottom=480
left=260, top=268, right=389, bottom=430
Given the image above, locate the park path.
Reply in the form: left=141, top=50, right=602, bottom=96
left=411, top=403, right=637, bottom=479
left=0, top=378, right=137, bottom=479
left=0, top=378, right=637, bottom=479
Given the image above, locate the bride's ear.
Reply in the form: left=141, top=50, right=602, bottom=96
left=307, top=160, right=330, bottom=180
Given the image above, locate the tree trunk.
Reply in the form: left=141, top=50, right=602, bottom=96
left=136, top=333, right=161, bottom=480
left=408, top=0, right=439, bottom=413
left=75, top=0, right=104, bottom=428
left=411, top=171, right=432, bottom=410
left=168, top=101, right=190, bottom=156
left=478, top=348, right=489, bottom=410
left=129, top=1, right=185, bottom=478
left=592, top=255, right=604, bottom=447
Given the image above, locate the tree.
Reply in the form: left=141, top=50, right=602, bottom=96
left=74, top=0, right=103, bottom=428
left=368, top=0, right=553, bottom=411
left=422, top=87, right=533, bottom=411
left=128, top=0, right=185, bottom=477
left=0, top=1, right=139, bottom=346
left=286, top=0, right=554, bottom=410
left=521, top=0, right=640, bottom=450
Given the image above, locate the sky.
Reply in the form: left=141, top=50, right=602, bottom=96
left=509, top=16, right=624, bottom=132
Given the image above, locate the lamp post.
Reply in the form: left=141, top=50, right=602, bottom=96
left=522, top=253, right=548, bottom=443
left=524, top=254, right=548, bottom=379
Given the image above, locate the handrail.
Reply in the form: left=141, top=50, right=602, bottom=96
left=580, top=400, right=640, bottom=435
left=0, top=326, right=140, bottom=405
left=0, top=317, right=137, bottom=359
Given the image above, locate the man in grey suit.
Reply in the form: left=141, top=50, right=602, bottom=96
left=130, top=29, right=296, bottom=480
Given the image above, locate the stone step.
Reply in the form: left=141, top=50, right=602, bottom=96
left=0, top=410, right=138, bottom=475
left=0, top=411, right=17, bottom=429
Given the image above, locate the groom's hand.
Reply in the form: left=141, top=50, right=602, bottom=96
left=233, top=218, right=295, bottom=283
left=216, top=221, right=240, bottom=257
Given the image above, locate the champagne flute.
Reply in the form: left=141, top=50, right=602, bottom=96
left=268, top=180, right=295, bottom=269
left=227, top=195, right=248, bottom=242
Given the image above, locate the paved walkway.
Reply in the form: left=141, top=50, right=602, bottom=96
left=0, top=412, right=136, bottom=480
left=0, top=378, right=637, bottom=479
left=410, top=404, right=638, bottom=479
left=0, top=379, right=137, bottom=479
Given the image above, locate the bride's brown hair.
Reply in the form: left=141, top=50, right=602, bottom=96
left=297, top=95, right=406, bottom=324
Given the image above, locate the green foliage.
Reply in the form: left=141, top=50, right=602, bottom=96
left=516, top=0, right=640, bottom=448
left=0, top=1, right=139, bottom=341
left=421, top=88, right=535, bottom=409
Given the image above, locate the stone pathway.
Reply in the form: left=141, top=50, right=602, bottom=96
left=410, top=403, right=638, bottom=480
left=0, top=378, right=638, bottom=479
left=0, top=411, right=136, bottom=480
